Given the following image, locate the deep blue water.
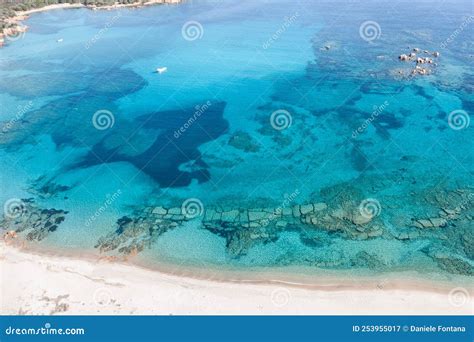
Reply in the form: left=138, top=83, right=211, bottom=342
left=0, top=0, right=473, bottom=280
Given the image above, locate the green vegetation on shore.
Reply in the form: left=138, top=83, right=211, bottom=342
left=0, top=1, right=147, bottom=29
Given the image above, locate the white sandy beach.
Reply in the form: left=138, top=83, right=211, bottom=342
left=0, top=241, right=472, bottom=315
left=13, top=3, right=86, bottom=16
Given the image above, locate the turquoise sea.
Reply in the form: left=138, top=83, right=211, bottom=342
left=0, top=0, right=473, bottom=282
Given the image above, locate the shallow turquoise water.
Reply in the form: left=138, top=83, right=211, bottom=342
left=0, top=0, right=473, bottom=279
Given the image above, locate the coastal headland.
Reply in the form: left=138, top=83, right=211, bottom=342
left=0, top=0, right=182, bottom=47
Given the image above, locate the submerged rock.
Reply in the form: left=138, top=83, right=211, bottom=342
left=399, top=54, right=409, bottom=61
left=433, top=254, right=474, bottom=276
left=228, top=131, right=260, bottom=153
left=94, top=212, right=186, bottom=255
left=351, top=251, right=386, bottom=269
left=0, top=199, right=68, bottom=241
left=397, top=47, right=438, bottom=77
left=92, top=183, right=472, bottom=277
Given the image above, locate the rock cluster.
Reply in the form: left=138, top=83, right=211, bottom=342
left=94, top=209, right=183, bottom=255
left=0, top=16, right=28, bottom=48
left=413, top=217, right=447, bottom=229
left=0, top=199, right=68, bottom=241
left=3, top=179, right=467, bottom=277
left=398, top=47, right=440, bottom=76
left=96, top=188, right=385, bottom=258
left=410, top=187, right=474, bottom=275
left=412, top=188, right=473, bottom=230
left=88, top=179, right=474, bottom=275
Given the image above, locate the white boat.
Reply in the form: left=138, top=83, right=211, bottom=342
left=156, top=67, right=167, bottom=74
left=57, top=38, right=63, bottom=43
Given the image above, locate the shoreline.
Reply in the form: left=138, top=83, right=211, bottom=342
left=0, top=0, right=182, bottom=47
left=1, top=240, right=472, bottom=315
left=0, top=1, right=472, bottom=317
left=5, top=236, right=472, bottom=292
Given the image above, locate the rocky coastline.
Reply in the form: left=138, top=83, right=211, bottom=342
left=0, top=0, right=182, bottom=48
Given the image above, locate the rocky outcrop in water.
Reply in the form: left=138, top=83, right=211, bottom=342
left=0, top=199, right=68, bottom=241
left=412, top=187, right=474, bottom=276
left=94, top=211, right=182, bottom=255
left=228, top=131, right=261, bottom=153
left=93, top=181, right=474, bottom=277
left=95, top=185, right=385, bottom=258
left=398, top=47, right=439, bottom=76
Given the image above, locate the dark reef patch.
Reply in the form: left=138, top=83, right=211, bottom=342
left=0, top=68, right=146, bottom=99
left=73, top=101, right=229, bottom=188
left=228, top=131, right=260, bottom=153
